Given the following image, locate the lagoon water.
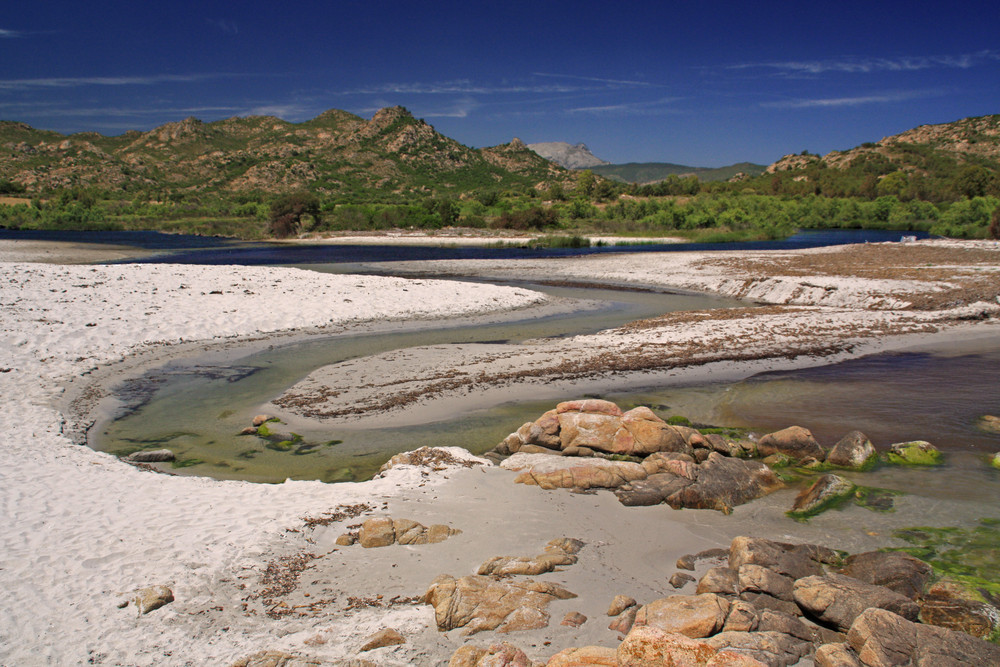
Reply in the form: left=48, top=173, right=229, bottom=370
left=15, top=227, right=991, bottom=526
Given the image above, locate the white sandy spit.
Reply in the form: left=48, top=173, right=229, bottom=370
left=0, top=262, right=545, bottom=666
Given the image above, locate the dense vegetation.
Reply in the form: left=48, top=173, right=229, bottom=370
left=2, top=110, right=1000, bottom=240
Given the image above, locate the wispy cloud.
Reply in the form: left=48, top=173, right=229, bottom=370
left=245, top=104, right=312, bottom=119
left=342, top=79, right=584, bottom=95
left=0, top=28, right=22, bottom=38
left=532, top=72, right=659, bottom=87
left=567, top=97, right=683, bottom=115
left=421, top=97, right=479, bottom=119
left=0, top=73, right=225, bottom=90
left=0, top=104, right=243, bottom=118
left=762, top=89, right=943, bottom=109
left=206, top=18, right=238, bottom=35
left=734, top=50, right=1000, bottom=76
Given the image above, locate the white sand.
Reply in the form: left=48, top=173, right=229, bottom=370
left=0, top=260, right=550, bottom=665
left=1, top=239, right=998, bottom=666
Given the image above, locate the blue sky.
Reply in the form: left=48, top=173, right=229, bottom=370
left=2, top=1, right=998, bottom=166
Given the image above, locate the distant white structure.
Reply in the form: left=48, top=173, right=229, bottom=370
left=900, top=235, right=917, bottom=243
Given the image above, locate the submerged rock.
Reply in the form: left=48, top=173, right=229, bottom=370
left=886, top=440, right=943, bottom=466
left=126, top=449, right=175, bottom=463
left=826, top=431, right=877, bottom=470
left=788, top=474, right=856, bottom=519
left=756, top=425, right=825, bottom=462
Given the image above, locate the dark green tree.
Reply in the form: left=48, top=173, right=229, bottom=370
left=269, top=191, right=320, bottom=238
left=955, top=165, right=992, bottom=199
left=990, top=206, right=1000, bottom=240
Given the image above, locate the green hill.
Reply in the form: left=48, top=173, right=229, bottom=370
left=0, top=107, right=568, bottom=200
left=592, top=161, right=765, bottom=184
left=759, top=114, right=1000, bottom=200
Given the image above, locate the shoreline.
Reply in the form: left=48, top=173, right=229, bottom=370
left=2, top=238, right=999, bottom=665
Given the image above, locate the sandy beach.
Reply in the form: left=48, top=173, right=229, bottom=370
left=1, top=238, right=999, bottom=666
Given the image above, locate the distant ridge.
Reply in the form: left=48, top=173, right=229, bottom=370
left=592, top=161, right=766, bottom=184
left=526, top=141, right=609, bottom=169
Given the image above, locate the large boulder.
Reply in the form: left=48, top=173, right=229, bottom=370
left=614, top=473, right=693, bottom=506
left=827, top=431, right=877, bottom=470
left=813, top=643, right=861, bottom=667
left=505, top=454, right=647, bottom=490
left=919, top=593, right=1000, bottom=639
left=839, top=551, right=932, bottom=600
left=424, top=574, right=576, bottom=634
left=793, top=573, right=920, bottom=632
left=557, top=400, right=624, bottom=452
left=546, top=645, right=618, bottom=666
left=615, top=407, right=690, bottom=455
left=633, top=593, right=730, bottom=638
left=616, top=626, right=718, bottom=666
left=729, top=536, right=839, bottom=580
left=756, top=426, right=825, bottom=461
left=848, top=607, right=1000, bottom=666
left=705, top=630, right=814, bottom=667
left=665, top=453, right=784, bottom=513
left=737, top=564, right=795, bottom=602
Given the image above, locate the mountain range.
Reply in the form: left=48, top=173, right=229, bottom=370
left=0, top=106, right=567, bottom=199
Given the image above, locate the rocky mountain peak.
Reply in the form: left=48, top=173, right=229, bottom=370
left=527, top=141, right=609, bottom=169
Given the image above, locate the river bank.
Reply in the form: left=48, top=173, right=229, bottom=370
left=1, top=238, right=998, bottom=665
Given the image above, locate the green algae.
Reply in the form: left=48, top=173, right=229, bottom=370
left=885, top=441, right=944, bottom=466
left=891, top=518, right=1000, bottom=607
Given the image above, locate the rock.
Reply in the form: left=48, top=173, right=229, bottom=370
left=839, top=551, right=932, bottom=599
left=239, top=427, right=258, bottom=436
left=546, top=537, right=585, bottom=554
left=335, top=533, right=356, bottom=546
left=608, top=595, right=637, bottom=616
left=757, top=609, right=814, bottom=641
left=670, top=572, right=696, bottom=589
left=722, top=600, right=760, bottom=633
left=989, top=452, right=1000, bottom=469
left=676, top=548, right=730, bottom=571
left=478, top=553, right=572, bottom=577
left=977, top=414, right=1000, bottom=434
left=229, top=650, right=321, bottom=667
left=634, top=593, right=730, bottom=638
left=642, top=451, right=696, bottom=474
left=665, top=453, right=784, bottom=513
left=827, top=431, right=877, bottom=470
left=756, top=425, right=825, bottom=461
left=813, top=643, right=861, bottom=667
left=707, top=652, right=770, bottom=667
left=561, top=446, right=595, bottom=457
left=706, top=630, right=814, bottom=667
left=126, top=449, right=176, bottom=463
left=557, top=400, right=624, bottom=452
left=427, top=523, right=461, bottom=543
left=614, top=473, right=692, bottom=506
left=358, top=628, right=405, bottom=652
left=729, top=536, right=839, bottom=580
left=886, top=440, right=943, bottom=466
left=919, top=593, right=999, bottom=639
left=617, top=625, right=718, bottom=666
left=252, top=414, right=272, bottom=427
left=518, top=444, right=560, bottom=455
left=424, top=574, right=576, bottom=634
left=793, top=573, right=920, bottom=632
left=561, top=611, right=587, bottom=627
left=546, top=646, right=618, bottom=666
left=697, top=567, right=739, bottom=596
left=448, top=645, right=489, bottom=667
left=609, top=606, right=638, bottom=635
left=738, top=564, right=795, bottom=601
left=848, top=607, right=1000, bottom=666
left=508, top=455, right=647, bottom=490
left=358, top=517, right=396, bottom=548
left=740, top=592, right=803, bottom=618
left=788, top=474, right=856, bottom=518
left=449, top=642, right=534, bottom=667
left=133, top=585, right=174, bottom=614
left=616, top=407, right=690, bottom=455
